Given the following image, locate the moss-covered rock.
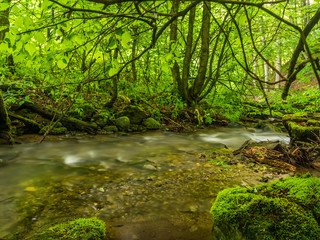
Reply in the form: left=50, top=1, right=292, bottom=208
left=117, top=105, right=147, bottom=124
left=39, top=126, right=67, bottom=135
left=211, top=174, right=320, bottom=240
left=30, top=218, right=106, bottom=240
left=142, top=117, right=161, bottom=130
left=104, top=125, right=118, bottom=133
left=115, top=116, right=130, bottom=132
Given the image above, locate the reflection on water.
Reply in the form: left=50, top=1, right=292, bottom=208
left=0, top=128, right=290, bottom=239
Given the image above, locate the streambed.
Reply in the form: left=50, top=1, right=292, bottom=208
left=0, top=128, right=291, bottom=239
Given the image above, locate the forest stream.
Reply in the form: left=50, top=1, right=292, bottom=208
left=0, top=128, right=298, bottom=240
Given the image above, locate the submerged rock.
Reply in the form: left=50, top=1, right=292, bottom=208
left=115, top=116, right=130, bottom=132
left=30, top=218, right=106, bottom=240
left=211, top=174, right=320, bottom=240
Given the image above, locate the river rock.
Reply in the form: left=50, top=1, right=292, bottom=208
left=142, top=117, right=161, bottom=130
left=115, top=116, right=130, bottom=132
left=104, top=125, right=118, bottom=133
left=30, top=218, right=106, bottom=240
left=211, top=173, right=320, bottom=240
left=117, top=105, right=147, bottom=124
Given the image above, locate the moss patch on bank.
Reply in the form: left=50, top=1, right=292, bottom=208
left=30, top=218, right=106, bottom=240
left=211, top=174, right=320, bottom=240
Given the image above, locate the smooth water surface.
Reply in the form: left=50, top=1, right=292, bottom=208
left=0, top=128, right=290, bottom=239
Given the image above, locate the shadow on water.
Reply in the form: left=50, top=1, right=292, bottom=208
left=0, top=128, right=291, bottom=239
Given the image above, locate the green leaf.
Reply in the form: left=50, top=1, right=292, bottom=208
left=57, top=57, right=68, bottom=69
left=0, top=42, right=8, bottom=52
left=15, top=17, right=24, bottom=29
left=25, top=43, right=37, bottom=56
left=0, top=26, right=8, bottom=32
left=34, top=32, right=46, bottom=44
left=121, top=31, right=131, bottom=49
left=0, top=2, right=10, bottom=10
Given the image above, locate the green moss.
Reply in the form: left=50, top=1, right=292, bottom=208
left=115, top=116, right=130, bottom=132
left=287, top=121, right=320, bottom=141
left=282, top=114, right=308, bottom=122
left=0, top=90, right=10, bottom=132
left=117, top=105, right=147, bottom=124
left=104, top=125, right=118, bottom=133
left=307, top=119, right=320, bottom=127
left=39, top=126, right=67, bottom=135
left=30, top=218, right=106, bottom=240
left=142, top=117, right=161, bottom=130
left=211, top=174, right=320, bottom=240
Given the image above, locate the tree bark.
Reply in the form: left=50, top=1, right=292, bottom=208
left=181, top=6, right=196, bottom=103
left=191, top=1, right=211, bottom=104
left=259, top=19, right=268, bottom=92
left=282, top=7, right=320, bottom=100
left=22, top=102, right=98, bottom=134
left=169, top=0, right=182, bottom=97
left=275, top=40, right=281, bottom=89
left=0, top=90, right=13, bottom=144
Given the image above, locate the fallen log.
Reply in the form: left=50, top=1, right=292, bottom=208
left=22, top=102, right=98, bottom=134
left=9, top=112, right=42, bottom=133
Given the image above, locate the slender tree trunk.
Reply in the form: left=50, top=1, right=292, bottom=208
left=169, top=0, right=182, bottom=96
left=181, top=6, right=196, bottom=103
left=131, top=25, right=138, bottom=82
left=282, top=7, right=320, bottom=100
left=260, top=20, right=268, bottom=92
left=253, top=55, right=258, bottom=88
left=105, top=48, right=119, bottom=107
left=275, top=40, right=281, bottom=89
left=191, top=1, right=211, bottom=104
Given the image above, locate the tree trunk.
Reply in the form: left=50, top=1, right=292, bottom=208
left=181, top=6, right=196, bottom=103
left=169, top=0, right=182, bottom=97
left=260, top=19, right=268, bottom=92
left=275, top=40, right=281, bottom=89
left=253, top=54, right=258, bottom=88
left=190, top=1, right=211, bottom=104
left=131, top=25, right=138, bottom=82
left=0, top=90, right=13, bottom=144
left=0, top=0, right=14, bottom=74
left=282, top=7, right=320, bottom=100
left=106, top=48, right=119, bottom=107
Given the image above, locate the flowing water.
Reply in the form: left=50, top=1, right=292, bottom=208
left=0, top=128, right=291, bottom=239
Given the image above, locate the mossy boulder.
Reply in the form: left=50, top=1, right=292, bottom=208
left=211, top=174, right=320, bottom=240
left=283, top=114, right=320, bottom=142
left=142, top=117, right=161, bottom=130
left=30, top=218, right=106, bottom=240
left=117, top=105, right=147, bottom=124
left=115, top=116, right=130, bottom=132
left=104, top=125, right=118, bottom=133
left=39, top=126, right=67, bottom=135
